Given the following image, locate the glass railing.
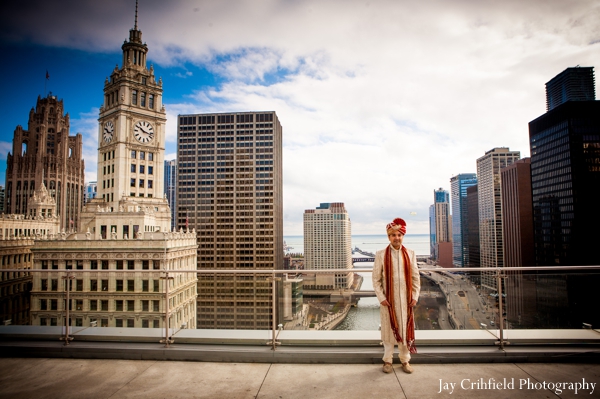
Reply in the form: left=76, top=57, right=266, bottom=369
left=1, top=266, right=599, bottom=350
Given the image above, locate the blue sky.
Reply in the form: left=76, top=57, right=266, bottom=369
left=1, top=0, right=599, bottom=235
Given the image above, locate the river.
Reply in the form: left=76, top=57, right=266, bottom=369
left=284, top=234, right=430, bottom=331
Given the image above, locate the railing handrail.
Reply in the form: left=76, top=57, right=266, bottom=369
left=3, top=265, right=600, bottom=273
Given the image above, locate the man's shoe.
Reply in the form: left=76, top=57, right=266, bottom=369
left=382, top=362, right=393, bottom=373
left=401, top=362, right=413, bottom=374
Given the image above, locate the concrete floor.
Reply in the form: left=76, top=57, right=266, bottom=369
left=0, top=358, right=598, bottom=399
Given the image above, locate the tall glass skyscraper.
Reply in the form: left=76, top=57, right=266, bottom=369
left=527, top=66, right=599, bottom=328
left=164, top=159, right=177, bottom=231
left=450, top=174, right=477, bottom=268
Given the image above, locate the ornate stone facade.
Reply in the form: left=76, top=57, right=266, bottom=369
left=4, top=94, right=85, bottom=230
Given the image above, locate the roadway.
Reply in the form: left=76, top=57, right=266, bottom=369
left=424, top=271, right=496, bottom=330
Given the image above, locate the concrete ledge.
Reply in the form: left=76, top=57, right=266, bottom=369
left=1, top=340, right=598, bottom=364
left=2, top=326, right=599, bottom=346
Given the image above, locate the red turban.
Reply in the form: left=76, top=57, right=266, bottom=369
left=386, top=218, right=407, bottom=235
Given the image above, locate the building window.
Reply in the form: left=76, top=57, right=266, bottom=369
left=90, top=280, right=98, bottom=291
left=115, top=300, right=123, bottom=311
left=153, top=320, right=159, bottom=328
left=116, top=260, right=123, bottom=270
left=127, top=280, right=135, bottom=291
left=142, top=260, right=149, bottom=270
left=141, top=92, right=146, bottom=107
left=40, top=299, right=47, bottom=310
left=131, top=164, right=136, bottom=173
left=149, top=94, right=154, bottom=109
left=148, top=180, right=153, bottom=189
left=148, top=166, right=153, bottom=175
left=142, top=300, right=149, bottom=311
left=131, top=150, right=136, bottom=159
left=116, top=319, right=123, bottom=327
left=131, top=178, right=136, bottom=187
left=127, top=319, right=135, bottom=328
left=148, top=153, right=153, bottom=161
left=142, top=320, right=149, bottom=328
left=116, top=280, right=123, bottom=291
left=91, top=260, right=98, bottom=270
left=90, top=300, right=97, bottom=311
left=139, top=179, right=144, bottom=188
left=139, top=165, right=145, bottom=174
left=127, top=300, right=135, bottom=311
left=101, top=280, right=108, bottom=291
left=153, top=300, right=160, bottom=311
left=127, top=260, right=135, bottom=270
left=140, top=151, right=145, bottom=160
left=142, top=280, right=149, bottom=292
left=132, top=90, right=137, bottom=105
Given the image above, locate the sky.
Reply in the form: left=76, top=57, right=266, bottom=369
left=1, top=0, right=599, bottom=235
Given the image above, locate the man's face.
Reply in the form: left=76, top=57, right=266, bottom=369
left=388, top=230, right=404, bottom=249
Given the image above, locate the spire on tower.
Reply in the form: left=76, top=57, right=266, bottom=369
left=134, top=0, right=138, bottom=30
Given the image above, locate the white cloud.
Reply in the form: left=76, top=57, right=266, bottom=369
left=4, top=0, right=599, bottom=234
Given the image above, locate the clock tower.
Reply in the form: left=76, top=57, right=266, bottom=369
left=98, top=2, right=165, bottom=207
left=81, top=1, right=171, bottom=236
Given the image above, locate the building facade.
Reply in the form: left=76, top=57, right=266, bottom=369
left=164, top=159, right=177, bottom=231
left=500, top=158, right=535, bottom=327
left=1, top=182, right=60, bottom=325
left=528, top=67, right=600, bottom=328
left=476, top=147, right=520, bottom=291
left=450, top=174, right=477, bottom=268
left=430, top=188, right=452, bottom=266
left=29, top=5, right=197, bottom=330
left=84, top=181, right=97, bottom=204
left=4, top=95, right=85, bottom=230
left=303, top=202, right=353, bottom=289
left=546, top=66, right=595, bottom=111
left=177, top=112, right=283, bottom=329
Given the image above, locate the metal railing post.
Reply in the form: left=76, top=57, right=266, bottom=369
left=60, top=272, right=75, bottom=345
left=266, top=272, right=282, bottom=350
left=495, top=271, right=509, bottom=349
left=160, top=271, right=173, bottom=347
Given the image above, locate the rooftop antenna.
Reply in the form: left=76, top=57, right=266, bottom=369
left=134, top=0, right=138, bottom=30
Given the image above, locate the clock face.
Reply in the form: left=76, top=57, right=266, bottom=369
left=103, top=121, right=114, bottom=143
left=134, top=120, right=154, bottom=143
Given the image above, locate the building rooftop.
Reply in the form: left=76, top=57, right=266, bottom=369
left=0, top=356, right=597, bottom=398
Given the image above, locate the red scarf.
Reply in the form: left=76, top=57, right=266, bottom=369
left=384, top=244, right=416, bottom=353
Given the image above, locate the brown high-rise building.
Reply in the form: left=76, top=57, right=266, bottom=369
left=177, top=112, right=283, bottom=329
left=4, top=95, right=85, bottom=230
left=500, top=158, right=536, bottom=327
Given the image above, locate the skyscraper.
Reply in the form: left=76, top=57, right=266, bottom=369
left=177, top=112, right=283, bottom=329
left=476, top=147, right=520, bottom=291
left=303, top=202, right=353, bottom=289
left=450, top=174, right=477, bottom=268
left=529, top=67, right=600, bottom=328
left=4, top=95, right=85, bottom=230
left=164, top=159, right=177, bottom=231
left=545, top=66, right=595, bottom=111
left=430, top=188, right=452, bottom=266
left=500, top=158, right=535, bottom=327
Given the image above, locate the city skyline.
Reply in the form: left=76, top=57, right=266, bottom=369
left=1, top=0, right=599, bottom=235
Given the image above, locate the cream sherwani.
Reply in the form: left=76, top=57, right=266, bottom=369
left=372, top=245, right=420, bottom=364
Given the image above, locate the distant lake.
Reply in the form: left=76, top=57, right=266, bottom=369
left=284, top=234, right=429, bottom=257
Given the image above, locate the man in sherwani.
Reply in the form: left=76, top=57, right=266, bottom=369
left=373, top=217, right=421, bottom=374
